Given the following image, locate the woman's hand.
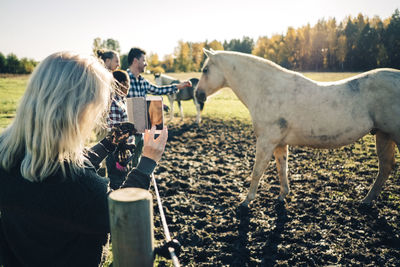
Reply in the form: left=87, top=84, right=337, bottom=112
left=176, top=80, right=192, bottom=90
left=142, top=126, right=168, bottom=163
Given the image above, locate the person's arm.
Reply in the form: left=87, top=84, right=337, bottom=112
left=146, top=79, right=192, bottom=95
left=146, top=79, right=178, bottom=95
left=176, top=80, right=192, bottom=90
left=85, top=123, right=136, bottom=171
left=121, top=126, right=168, bottom=189
left=85, top=138, right=116, bottom=171
left=74, top=126, right=167, bottom=235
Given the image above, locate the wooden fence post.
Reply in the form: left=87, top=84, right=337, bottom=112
left=108, top=188, right=154, bottom=267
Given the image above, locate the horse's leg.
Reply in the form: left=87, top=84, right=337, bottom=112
left=274, top=145, right=289, bottom=201
left=168, top=95, right=174, bottom=121
left=178, top=101, right=184, bottom=120
left=241, top=139, right=275, bottom=206
left=193, top=98, right=201, bottom=124
left=362, top=131, right=396, bottom=203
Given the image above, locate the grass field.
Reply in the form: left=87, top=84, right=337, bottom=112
left=2, top=71, right=398, bottom=266
left=143, top=71, right=360, bottom=126
left=0, top=71, right=360, bottom=266
left=0, top=75, right=30, bottom=131
left=0, top=72, right=359, bottom=132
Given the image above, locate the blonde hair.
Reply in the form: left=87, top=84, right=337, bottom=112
left=0, top=52, right=114, bottom=181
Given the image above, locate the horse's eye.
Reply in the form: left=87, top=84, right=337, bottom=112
left=202, top=67, right=208, bottom=74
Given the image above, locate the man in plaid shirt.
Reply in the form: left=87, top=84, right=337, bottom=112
left=124, top=47, right=192, bottom=170
left=126, top=47, right=191, bottom=97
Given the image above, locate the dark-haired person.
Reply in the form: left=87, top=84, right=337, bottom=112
left=96, top=49, right=120, bottom=71
left=106, top=70, right=141, bottom=189
left=119, top=47, right=192, bottom=166
left=126, top=47, right=191, bottom=98
left=0, top=52, right=168, bottom=266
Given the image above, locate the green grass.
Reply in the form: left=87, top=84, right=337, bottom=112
left=0, top=74, right=29, bottom=130
left=0, top=72, right=360, bottom=133
left=1, top=71, right=395, bottom=266
left=144, top=71, right=360, bottom=125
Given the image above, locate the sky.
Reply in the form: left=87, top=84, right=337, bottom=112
left=0, top=0, right=399, bottom=61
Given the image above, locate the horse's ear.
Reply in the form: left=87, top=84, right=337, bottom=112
left=203, top=48, right=216, bottom=58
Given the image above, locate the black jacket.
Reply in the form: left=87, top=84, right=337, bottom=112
left=0, top=138, right=156, bottom=267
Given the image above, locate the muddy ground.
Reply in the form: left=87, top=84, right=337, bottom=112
left=150, top=118, right=400, bottom=266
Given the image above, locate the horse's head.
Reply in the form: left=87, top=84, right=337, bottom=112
left=196, top=49, right=226, bottom=102
left=154, top=73, right=162, bottom=86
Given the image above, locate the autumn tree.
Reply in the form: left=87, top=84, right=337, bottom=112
left=161, top=54, right=175, bottom=73
left=205, top=40, right=224, bottom=51
left=191, top=42, right=205, bottom=71
left=223, top=36, right=254, bottom=53
left=384, top=9, right=400, bottom=68
left=0, top=52, right=6, bottom=73
left=146, top=53, right=165, bottom=73
left=104, top=9, right=400, bottom=73
left=174, top=40, right=192, bottom=72
left=92, top=37, right=121, bottom=55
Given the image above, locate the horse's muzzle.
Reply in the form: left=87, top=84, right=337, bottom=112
left=196, top=89, right=207, bottom=102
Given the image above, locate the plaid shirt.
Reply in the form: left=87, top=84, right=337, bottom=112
left=107, top=94, right=128, bottom=130
left=127, top=69, right=178, bottom=97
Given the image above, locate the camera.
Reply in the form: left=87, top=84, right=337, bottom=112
left=126, top=96, right=164, bottom=134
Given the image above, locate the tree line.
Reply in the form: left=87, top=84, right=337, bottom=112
left=252, top=9, right=400, bottom=71
left=0, top=52, right=37, bottom=74
left=3, top=9, right=399, bottom=74
left=137, top=9, right=399, bottom=73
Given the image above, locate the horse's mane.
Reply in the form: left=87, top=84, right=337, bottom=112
left=214, top=50, right=313, bottom=82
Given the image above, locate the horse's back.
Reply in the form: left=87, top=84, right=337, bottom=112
left=175, top=78, right=199, bottom=101
left=176, top=87, right=194, bottom=100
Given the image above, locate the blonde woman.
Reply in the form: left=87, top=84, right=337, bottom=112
left=0, top=52, right=168, bottom=266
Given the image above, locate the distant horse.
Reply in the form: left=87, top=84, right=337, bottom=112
left=196, top=49, right=400, bottom=206
left=154, top=73, right=204, bottom=123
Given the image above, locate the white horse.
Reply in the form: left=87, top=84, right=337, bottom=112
left=196, top=48, right=400, bottom=206
left=154, top=73, right=203, bottom=123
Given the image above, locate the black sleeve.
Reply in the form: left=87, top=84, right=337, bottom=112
left=120, top=157, right=157, bottom=190
left=85, top=138, right=116, bottom=171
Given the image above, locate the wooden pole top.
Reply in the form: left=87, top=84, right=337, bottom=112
left=109, top=188, right=152, bottom=202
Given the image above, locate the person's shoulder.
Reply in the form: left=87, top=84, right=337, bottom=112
left=0, top=166, right=11, bottom=185
left=70, top=167, right=109, bottom=193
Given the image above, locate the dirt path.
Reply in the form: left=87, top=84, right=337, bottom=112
left=153, top=118, right=400, bottom=266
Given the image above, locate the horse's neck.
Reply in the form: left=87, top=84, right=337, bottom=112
left=221, top=55, right=306, bottom=109
left=221, top=57, right=275, bottom=107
